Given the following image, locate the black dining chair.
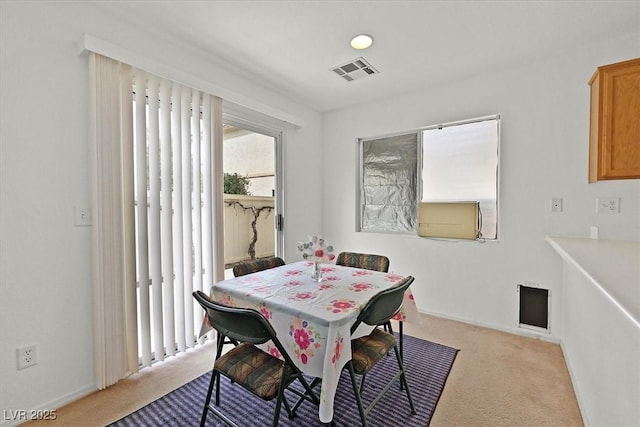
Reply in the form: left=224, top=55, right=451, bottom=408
left=336, top=252, right=407, bottom=383
left=335, top=252, right=390, bottom=273
left=344, top=276, right=416, bottom=427
left=232, top=256, right=286, bottom=277
left=210, top=256, right=286, bottom=357
left=193, top=290, right=319, bottom=427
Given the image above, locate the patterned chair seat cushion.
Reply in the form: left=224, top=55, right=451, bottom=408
left=350, top=328, right=396, bottom=375
left=214, top=343, right=291, bottom=401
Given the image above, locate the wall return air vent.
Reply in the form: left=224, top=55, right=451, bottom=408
left=331, top=57, right=378, bottom=82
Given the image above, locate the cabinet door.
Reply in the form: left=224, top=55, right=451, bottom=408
left=589, top=58, right=640, bottom=182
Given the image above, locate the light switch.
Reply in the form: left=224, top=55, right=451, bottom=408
left=74, top=207, right=92, bottom=226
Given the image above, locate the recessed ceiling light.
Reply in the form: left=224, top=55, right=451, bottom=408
left=350, top=34, right=374, bottom=50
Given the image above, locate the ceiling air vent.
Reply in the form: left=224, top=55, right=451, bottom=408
left=331, top=57, right=378, bottom=82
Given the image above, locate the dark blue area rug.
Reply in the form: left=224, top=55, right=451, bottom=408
left=110, top=334, right=458, bottom=426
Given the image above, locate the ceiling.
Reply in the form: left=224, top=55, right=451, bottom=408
left=96, top=1, right=639, bottom=113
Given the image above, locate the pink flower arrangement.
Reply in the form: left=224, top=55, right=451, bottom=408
left=297, top=235, right=336, bottom=263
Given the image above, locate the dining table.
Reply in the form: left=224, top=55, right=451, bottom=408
left=205, top=260, right=420, bottom=424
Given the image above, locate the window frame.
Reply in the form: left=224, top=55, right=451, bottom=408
left=357, top=114, right=500, bottom=240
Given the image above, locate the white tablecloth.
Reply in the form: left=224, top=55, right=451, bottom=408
left=209, top=260, right=420, bottom=423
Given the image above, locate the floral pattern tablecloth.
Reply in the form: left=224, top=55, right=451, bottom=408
left=209, top=260, right=420, bottom=423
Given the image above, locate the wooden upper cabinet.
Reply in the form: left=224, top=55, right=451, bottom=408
left=588, top=58, right=640, bottom=183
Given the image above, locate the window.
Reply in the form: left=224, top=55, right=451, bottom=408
left=359, top=133, right=417, bottom=233
left=422, top=118, right=499, bottom=239
left=358, top=116, right=500, bottom=239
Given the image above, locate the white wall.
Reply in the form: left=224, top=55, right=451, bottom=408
left=0, top=1, right=322, bottom=419
left=224, top=128, right=275, bottom=197
left=549, top=237, right=640, bottom=426
left=562, top=260, right=640, bottom=426
left=322, top=31, right=640, bottom=339
left=2, top=0, right=638, bottom=420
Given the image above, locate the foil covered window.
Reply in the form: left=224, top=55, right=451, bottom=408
left=358, top=115, right=500, bottom=238
left=359, top=133, right=418, bottom=233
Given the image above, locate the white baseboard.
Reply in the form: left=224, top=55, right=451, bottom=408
left=419, top=308, right=561, bottom=344
left=0, top=384, right=96, bottom=427
left=418, top=309, right=590, bottom=424
left=560, top=341, right=590, bottom=427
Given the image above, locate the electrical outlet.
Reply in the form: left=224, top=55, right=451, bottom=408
left=596, top=197, right=620, bottom=214
left=17, top=344, right=38, bottom=370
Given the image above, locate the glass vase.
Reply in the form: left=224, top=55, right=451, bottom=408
left=311, top=260, right=323, bottom=282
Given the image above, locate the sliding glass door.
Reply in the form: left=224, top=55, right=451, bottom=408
left=222, top=119, right=283, bottom=275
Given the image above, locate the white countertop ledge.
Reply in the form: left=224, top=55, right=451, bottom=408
left=546, top=236, right=640, bottom=329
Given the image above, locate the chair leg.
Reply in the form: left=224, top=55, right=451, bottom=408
left=393, top=345, right=416, bottom=415
left=200, top=370, right=217, bottom=427
left=272, top=374, right=289, bottom=427
left=273, top=396, right=284, bottom=426
left=290, top=375, right=321, bottom=416
left=359, top=374, right=367, bottom=394
left=215, top=371, right=221, bottom=405
left=216, top=331, right=225, bottom=359
left=281, top=393, right=293, bottom=419
left=399, top=321, right=404, bottom=390
left=347, top=362, right=368, bottom=427
left=399, top=321, right=404, bottom=362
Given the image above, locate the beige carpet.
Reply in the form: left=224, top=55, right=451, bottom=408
left=24, top=313, right=583, bottom=426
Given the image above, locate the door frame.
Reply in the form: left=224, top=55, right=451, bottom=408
left=222, top=112, right=284, bottom=259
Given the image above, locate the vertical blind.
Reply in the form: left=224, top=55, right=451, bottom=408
left=89, top=53, right=139, bottom=389
left=132, top=69, right=221, bottom=367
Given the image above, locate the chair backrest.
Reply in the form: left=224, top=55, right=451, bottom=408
left=193, top=290, right=276, bottom=345
left=232, top=256, right=286, bottom=277
left=335, top=252, right=390, bottom=273
left=351, top=276, right=414, bottom=334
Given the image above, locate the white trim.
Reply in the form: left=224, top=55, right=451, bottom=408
left=420, top=307, right=561, bottom=344
left=222, top=114, right=285, bottom=259
left=0, top=385, right=97, bottom=427
left=560, top=340, right=591, bottom=426
left=79, top=33, right=305, bottom=129
left=224, top=101, right=293, bottom=134
left=211, top=96, right=226, bottom=283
